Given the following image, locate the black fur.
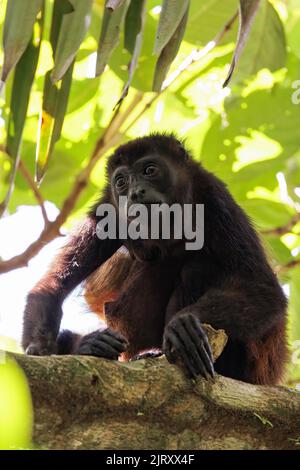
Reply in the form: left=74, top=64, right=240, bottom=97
left=22, top=134, right=288, bottom=384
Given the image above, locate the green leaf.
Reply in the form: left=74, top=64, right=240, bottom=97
left=225, top=0, right=286, bottom=86
left=124, top=0, right=145, bottom=55
left=1, top=0, right=43, bottom=85
left=117, top=0, right=147, bottom=104
left=154, top=0, right=190, bottom=56
left=184, top=0, right=237, bottom=46
left=153, top=4, right=189, bottom=92
left=36, top=0, right=76, bottom=183
left=224, top=0, right=261, bottom=87
left=0, top=4, right=43, bottom=217
left=96, top=0, right=130, bottom=77
left=51, top=0, right=93, bottom=83
left=107, top=0, right=158, bottom=92
left=36, top=65, right=74, bottom=184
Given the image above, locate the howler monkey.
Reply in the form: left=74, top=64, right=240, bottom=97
left=22, top=134, right=288, bottom=384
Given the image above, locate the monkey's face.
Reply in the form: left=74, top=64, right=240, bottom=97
left=111, top=155, right=177, bottom=211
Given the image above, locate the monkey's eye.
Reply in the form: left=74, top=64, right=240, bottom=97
left=115, top=175, right=127, bottom=189
left=143, top=164, right=158, bottom=177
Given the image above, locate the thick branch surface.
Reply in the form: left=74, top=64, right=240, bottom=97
left=7, top=326, right=300, bottom=450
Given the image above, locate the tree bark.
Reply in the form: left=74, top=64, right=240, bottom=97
left=8, top=325, right=300, bottom=450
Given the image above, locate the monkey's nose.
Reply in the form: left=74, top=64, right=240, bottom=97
left=131, top=188, right=145, bottom=202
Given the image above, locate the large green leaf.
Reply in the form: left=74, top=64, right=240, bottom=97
left=153, top=4, right=189, bottom=92
left=51, top=0, right=93, bottom=82
left=154, top=0, right=190, bottom=55
left=0, top=4, right=43, bottom=216
left=223, top=0, right=261, bottom=87
left=184, top=0, right=237, bottom=46
left=228, top=0, right=286, bottom=85
left=96, top=0, right=130, bottom=76
left=0, top=0, right=43, bottom=85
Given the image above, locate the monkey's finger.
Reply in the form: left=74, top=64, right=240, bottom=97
left=165, top=330, right=198, bottom=379
left=78, top=343, right=119, bottom=359
left=171, top=322, right=210, bottom=380
left=100, top=333, right=128, bottom=352
left=190, top=316, right=214, bottom=362
left=182, top=317, right=214, bottom=379
left=91, top=339, right=126, bottom=357
left=197, top=341, right=215, bottom=379
left=163, top=337, right=176, bottom=363
left=163, top=337, right=176, bottom=364
left=104, top=328, right=128, bottom=345
left=77, top=336, right=123, bottom=359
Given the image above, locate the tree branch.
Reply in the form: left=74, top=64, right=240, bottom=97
left=262, top=212, right=300, bottom=236
left=18, top=161, right=49, bottom=226
left=275, top=258, right=300, bottom=274
left=0, top=145, right=49, bottom=226
left=6, top=325, right=300, bottom=450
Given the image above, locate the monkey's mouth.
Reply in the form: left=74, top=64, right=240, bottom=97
left=127, top=200, right=163, bottom=215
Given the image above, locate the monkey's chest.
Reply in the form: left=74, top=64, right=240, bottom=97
left=104, top=259, right=182, bottom=357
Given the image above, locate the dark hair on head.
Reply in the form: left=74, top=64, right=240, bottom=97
left=107, top=133, right=191, bottom=174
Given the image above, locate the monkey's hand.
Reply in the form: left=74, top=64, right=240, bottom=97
left=163, top=313, right=215, bottom=380
left=75, top=328, right=128, bottom=360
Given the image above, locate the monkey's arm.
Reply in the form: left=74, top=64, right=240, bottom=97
left=22, top=215, right=121, bottom=355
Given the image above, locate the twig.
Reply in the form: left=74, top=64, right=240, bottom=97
left=18, top=161, right=49, bottom=226
left=0, top=145, right=49, bottom=225
left=262, top=212, right=300, bottom=236
left=275, top=258, right=300, bottom=274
